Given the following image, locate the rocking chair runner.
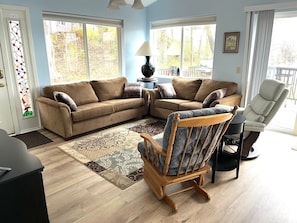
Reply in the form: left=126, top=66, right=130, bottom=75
left=137, top=106, right=238, bottom=212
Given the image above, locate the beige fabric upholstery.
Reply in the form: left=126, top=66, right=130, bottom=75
left=43, top=81, right=98, bottom=106
left=194, top=79, right=238, bottom=102
left=172, top=77, right=202, bottom=100
left=36, top=77, right=149, bottom=139
left=91, top=77, right=127, bottom=101
left=104, top=98, right=145, bottom=112
left=155, top=99, right=190, bottom=111
left=149, top=78, right=242, bottom=120
left=71, top=102, right=114, bottom=122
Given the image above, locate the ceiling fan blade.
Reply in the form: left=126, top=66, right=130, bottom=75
left=108, top=0, right=120, bottom=9
left=132, top=0, right=144, bottom=9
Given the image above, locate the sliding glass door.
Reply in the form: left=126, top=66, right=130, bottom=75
left=266, top=11, right=297, bottom=135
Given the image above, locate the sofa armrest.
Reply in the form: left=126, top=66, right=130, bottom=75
left=210, top=94, right=242, bottom=107
left=148, top=89, right=161, bottom=113
left=148, top=89, right=161, bottom=102
left=142, top=88, right=150, bottom=111
left=36, top=97, right=73, bottom=138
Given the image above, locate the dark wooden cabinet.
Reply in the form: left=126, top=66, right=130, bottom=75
left=0, top=129, right=49, bottom=223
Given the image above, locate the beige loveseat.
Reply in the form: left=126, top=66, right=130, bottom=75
left=149, top=77, right=242, bottom=119
left=36, top=77, right=149, bottom=139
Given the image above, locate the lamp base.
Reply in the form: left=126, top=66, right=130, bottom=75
left=141, top=63, right=155, bottom=78
left=141, top=56, right=155, bottom=78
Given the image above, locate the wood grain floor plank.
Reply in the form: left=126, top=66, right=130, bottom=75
left=30, top=128, right=297, bottom=223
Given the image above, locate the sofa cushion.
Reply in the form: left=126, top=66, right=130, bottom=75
left=157, top=83, right=176, bottom=99
left=179, top=101, right=204, bottom=110
left=104, top=98, right=145, bottom=112
left=53, top=91, right=78, bottom=112
left=71, top=102, right=114, bottom=122
left=43, top=82, right=98, bottom=106
left=194, top=79, right=237, bottom=102
left=172, top=77, right=202, bottom=100
left=155, top=99, right=192, bottom=111
left=91, top=77, right=127, bottom=101
left=123, top=82, right=142, bottom=98
left=202, top=88, right=227, bottom=108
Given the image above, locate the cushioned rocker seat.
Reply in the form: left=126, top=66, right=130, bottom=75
left=138, top=106, right=237, bottom=212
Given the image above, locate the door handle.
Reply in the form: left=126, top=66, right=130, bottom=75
left=0, top=83, right=4, bottom=87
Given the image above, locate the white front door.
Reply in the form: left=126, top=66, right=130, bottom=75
left=0, top=43, right=15, bottom=134
left=0, top=6, right=40, bottom=135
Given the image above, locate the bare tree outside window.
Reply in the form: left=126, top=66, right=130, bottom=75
left=151, top=24, right=216, bottom=79
left=43, top=18, right=121, bottom=84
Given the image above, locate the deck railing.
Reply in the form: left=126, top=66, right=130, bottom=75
left=268, top=66, right=297, bottom=102
left=156, top=66, right=212, bottom=79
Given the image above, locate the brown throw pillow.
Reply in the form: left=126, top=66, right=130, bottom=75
left=53, top=91, right=77, bottom=111
left=172, top=77, right=202, bottom=100
left=157, top=83, right=176, bottom=99
left=123, top=83, right=142, bottom=98
left=91, top=77, right=127, bottom=101
left=43, top=82, right=98, bottom=106
left=202, top=88, right=227, bottom=108
left=194, top=79, right=238, bottom=102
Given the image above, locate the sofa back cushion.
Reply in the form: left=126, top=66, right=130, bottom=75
left=91, top=77, right=127, bottom=101
left=194, top=79, right=238, bottom=102
left=43, top=82, right=98, bottom=106
left=172, top=77, right=202, bottom=100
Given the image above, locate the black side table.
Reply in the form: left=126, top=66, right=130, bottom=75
left=211, top=114, right=245, bottom=183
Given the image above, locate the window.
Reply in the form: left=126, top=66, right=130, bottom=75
left=8, top=19, right=34, bottom=117
left=43, top=13, right=123, bottom=84
left=151, top=17, right=216, bottom=79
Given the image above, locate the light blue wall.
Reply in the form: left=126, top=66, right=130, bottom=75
left=0, top=0, right=296, bottom=92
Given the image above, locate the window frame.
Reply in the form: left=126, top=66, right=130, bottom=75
left=43, top=12, right=123, bottom=84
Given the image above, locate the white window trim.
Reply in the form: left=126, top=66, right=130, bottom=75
left=43, top=11, right=123, bottom=27
left=151, top=16, right=216, bottom=29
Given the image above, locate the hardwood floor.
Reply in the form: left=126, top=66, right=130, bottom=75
left=30, top=128, right=297, bottom=223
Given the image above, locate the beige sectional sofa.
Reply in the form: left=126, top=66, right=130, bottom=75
left=149, top=77, right=242, bottom=119
left=36, top=77, right=149, bottom=139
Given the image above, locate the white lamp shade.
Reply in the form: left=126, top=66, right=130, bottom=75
left=132, top=0, right=144, bottom=9
left=135, top=41, right=156, bottom=56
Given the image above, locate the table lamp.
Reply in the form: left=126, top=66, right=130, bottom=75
left=135, top=41, right=156, bottom=78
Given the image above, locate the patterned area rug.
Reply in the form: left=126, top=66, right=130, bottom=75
left=58, top=118, right=166, bottom=190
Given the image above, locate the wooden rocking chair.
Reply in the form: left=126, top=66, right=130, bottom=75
left=137, top=106, right=237, bottom=212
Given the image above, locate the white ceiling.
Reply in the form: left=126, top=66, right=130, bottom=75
left=125, top=0, right=158, bottom=7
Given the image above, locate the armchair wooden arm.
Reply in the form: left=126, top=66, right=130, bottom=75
left=139, top=133, right=166, bottom=157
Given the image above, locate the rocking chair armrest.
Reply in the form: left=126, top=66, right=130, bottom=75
left=139, top=133, right=167, bottom=156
